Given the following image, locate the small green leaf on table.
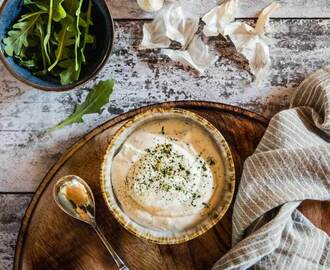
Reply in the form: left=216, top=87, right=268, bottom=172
left=50, top=79, right=115, bottom=131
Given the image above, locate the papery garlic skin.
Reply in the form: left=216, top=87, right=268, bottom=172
left=225, top=23, right=270, bottom=82
left=140, top=19, right=171, bottom=49
left=162, top=36, right=218, bottom=74
left=224, top=3, right=280, bottom=83
left=251, top=42, right=270, bottom=82
left=163, top=4, right=199, bottom=48
left=140, top=4, right=199, bottom=49
left=202, top=0, right=237, bottom=37
left=255, top=2, right=281, bottom=35
left=137, top=0, right=164, bottom=12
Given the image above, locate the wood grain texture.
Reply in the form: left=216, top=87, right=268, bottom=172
left=0, top=200, right=328, bottom=270
left=299, top=201, right=330, bottom=235
left=0, top=1, right=329, bottom=269
left=1, top=19, right=330, bottom=192
left=12, top=102, right=330, bottom=270
left=15, top=102, right=268, bottom=270
left=107, top=0, right=330, bottom=19
left=0, top=195, right=32, bottom=270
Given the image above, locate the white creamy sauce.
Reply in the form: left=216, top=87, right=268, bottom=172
left=111, top=118, right=224, bottom=232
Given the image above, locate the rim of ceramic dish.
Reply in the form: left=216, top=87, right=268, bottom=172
left=0, top=0, right=114, bottom=92
left=100, top=108, right=236, bottom=244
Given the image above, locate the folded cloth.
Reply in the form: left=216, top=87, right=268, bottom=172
left=213, top=67, right=330, bottom=270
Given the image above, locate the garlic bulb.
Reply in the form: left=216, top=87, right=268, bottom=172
left=137, top=0, right=164, bottom=12
left=224, top=3, right=280, bottom=83
left=140, top=4, right=199, bottom=49
left=202, top=0, right=237, bottom=37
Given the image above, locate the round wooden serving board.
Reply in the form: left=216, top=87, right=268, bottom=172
left=14, top=101, right=329, bottom=270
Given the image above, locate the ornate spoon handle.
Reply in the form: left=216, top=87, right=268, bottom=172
left=92, top=223, right=129, bottom=270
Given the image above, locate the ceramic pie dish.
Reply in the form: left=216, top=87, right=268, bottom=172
left=100, top=108, right=235, bottom=244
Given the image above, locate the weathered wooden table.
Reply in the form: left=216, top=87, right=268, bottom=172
left=1, top=0, right=330, bottom=269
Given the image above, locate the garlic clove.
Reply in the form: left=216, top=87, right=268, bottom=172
left=137, top=0, right=164, bottom=12
left=202, top=0, right=237, bottom=37
left=140, top=3, right=199, bottom=49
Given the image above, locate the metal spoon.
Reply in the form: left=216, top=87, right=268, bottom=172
left=53, top=175, right=129, bottom=270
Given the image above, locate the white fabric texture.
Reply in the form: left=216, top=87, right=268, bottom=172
left=213, top=67, right=330, bottom=269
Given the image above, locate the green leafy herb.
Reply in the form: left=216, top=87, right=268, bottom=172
left=74, top=0, right=83, bottom=71
left=35, top=18, right=47, bottom=70
left=48, top=19, right=75, bottom=71
left=51, top=79, right=115, bottom=130
left=43, top=0, right=53, bottom=65
left=80, top=0, right=93, bottom=64
left=3, top=12, right=43, bottom=56
left=2, top=0, right=95, bottom=85
left=52, top=0, right=67, bottom=22
left=15, top=55, right=38, bottom=69
left=59, top=59, right=80, bottom=85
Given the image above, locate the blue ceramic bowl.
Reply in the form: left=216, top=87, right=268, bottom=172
left=0, top=0, right=114, bottom=91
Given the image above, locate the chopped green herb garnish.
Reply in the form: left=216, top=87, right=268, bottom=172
left=130, top=143, right=213, bottom=208
left=207, top=156, right=216, bottom=166
left=202, top=202, right=210, bottom=208
left=202, top=163, right=207, bottom=171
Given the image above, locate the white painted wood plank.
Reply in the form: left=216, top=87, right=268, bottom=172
left=108, top=0, right=330, bottom=19
left=1, top=0, right=328, bottom=19
left=0, top=19, right=330, bottom=192
left=0, top=194, right=31, bottom=270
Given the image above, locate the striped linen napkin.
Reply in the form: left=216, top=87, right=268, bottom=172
left=213, top=67, right=330, bottom=270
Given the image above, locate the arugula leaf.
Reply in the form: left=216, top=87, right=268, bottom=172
left=48, top=0, right=81, bottom=71
left=80, top=0, right=93, bottom=64
left=48, top=19, right=76, bottom=71
left=52, top=0, right=67, bottom=22
left=62, top=0, right=81, bottom=18
left=24, top=0, right=66, bottom=21
left=43, top=0, right=53, bottom=65
left=2, top=0, right=95, bottom=86
left=24, top=0, right=66, bottom=66
left=35, top=18, right=47, bottom=70
left=19, top=11, right=47, bottom=22
left=59, top=59, right=80, bottom=85
left=23, top=0, right=48, bottom=11
left=74, top=0, right=83, bottom=71
left=51, top=79, right=115, bottom=130
left=15, top=55, right=39, bottom=69
left=3, top=12, right=41, bottom=56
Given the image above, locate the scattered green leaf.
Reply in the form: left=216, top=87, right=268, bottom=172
left=51, top=79, right=115, bottom=130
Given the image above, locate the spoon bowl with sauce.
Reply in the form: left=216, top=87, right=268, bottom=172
left=53, top=175, right=129, bottom=270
